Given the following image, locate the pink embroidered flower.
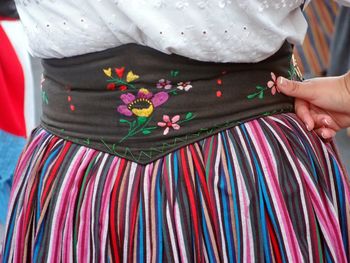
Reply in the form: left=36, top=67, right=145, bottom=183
left=157, top=115, right=181, bottom=135
left=117, top=88, right=169, bottom=117
left=267, top=72, right=280, bottom=95
left=176, top=81, right=192, bottom=91
left=157, top=79, right=172, bottom=89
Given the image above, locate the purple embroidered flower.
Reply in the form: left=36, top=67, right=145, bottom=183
left=177, top=81, right=192, bottom=91
left=157, top=79, right=172, bottom=89
left=157, top=115, right=180, bottom=135
left=267, top=72, right=280, bottom=95
left=117, top=88, right=169, bottom=117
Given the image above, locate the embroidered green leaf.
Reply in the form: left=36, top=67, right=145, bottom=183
left=170, top=70, right=180, bottom=77
left=169, top=90, right=177, bottom=95
left=137, top=117, right=148, bottom=125
left=142, top=130, right=152, bottom=135
left=185, top=112, right=193, bottom=120
left=258, top=92, right=264, bottom=99
left=247, top=85, right=268, bottom=100
left=144, top=126, right=157, bottom=131
left=42, top=91, right=49, bottom=104
left=247, top=93, right=258, bottom=99
left=120, top=119, right=130, bottom=124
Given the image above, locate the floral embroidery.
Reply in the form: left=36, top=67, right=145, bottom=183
left=177, top=81, right=192, bottom=91
left=157, top=79, right=172, bottom=89
left=103, top=67, right=139, bottom=91
left=247, top=71, right=280, bottom=100
left=247, top=55, right=304, bottom=101
left=158, top=115, right=181, bottom=135
left=109, top=68, right=196, bottom=142
left=118, top=111, right=195, bottom=143
left=267, top=72, right=280, bottom=95
left=117, top=88, right=169, bottom=117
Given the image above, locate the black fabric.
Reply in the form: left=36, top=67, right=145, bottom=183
left=0, top=0, right=18, bottom=19
left=41, top=43, right=299, bottom=164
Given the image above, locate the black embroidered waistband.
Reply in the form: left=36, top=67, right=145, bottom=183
left=40, top=43, right=301, bottom=164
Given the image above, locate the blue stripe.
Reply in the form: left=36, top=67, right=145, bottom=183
left=221, top=132, right=238, bottom=262
left=156, top=162, right=163, bottom=263
left=138, top=192, right=144, bottom=262
left=241, top=125, right=272, bottom=263
left=224, top=131, right=243, bottom=262
left=260, top=176, right=287, bottom=263
left=197, top=173, right=216, bottom=263
left=332, top=157, right=348, bottom=255
left=2, top=204, right=18, bottom=263
left=219, top=168, right=235, bottom=263
left=33, top=146, right=62, bottom=262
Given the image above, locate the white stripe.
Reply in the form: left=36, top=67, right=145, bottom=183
left=123, top=162, right=137, bottom=263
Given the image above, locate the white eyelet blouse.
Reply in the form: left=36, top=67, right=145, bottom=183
left=14, top=0, right=350, bottom=62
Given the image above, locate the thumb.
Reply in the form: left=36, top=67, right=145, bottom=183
left=277, top=77, right=316, bottom=101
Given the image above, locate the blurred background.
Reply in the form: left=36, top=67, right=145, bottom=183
left=0, top=0, right=349, bottom=244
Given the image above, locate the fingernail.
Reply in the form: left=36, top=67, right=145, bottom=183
left=321, top=132, right=327, bottom=139
left=323, top=118, right=330, bottom=126
left=279, top=77, right=287, bottom=87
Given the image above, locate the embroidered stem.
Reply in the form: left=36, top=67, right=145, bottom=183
left=165, top=88, right=178, bottom=95
left=119, top=116, right=154, bottom=143
left=107, top=78, right=137, bottom=89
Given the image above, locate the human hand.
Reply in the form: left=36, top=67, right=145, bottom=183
left=276, top=72, right=350, bottom=139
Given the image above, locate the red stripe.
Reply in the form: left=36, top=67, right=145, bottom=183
left=189, top=144, right=221, bottom=246
left=180, top=148, right=202, bottom=262
left=127, top=168, right=141, bottom=261
left=17, top=173, right=38, bottom=262
left=41, top=141, right=72, bottom=203
left=110, top=158, right=126, bottom=263
left=266, top=213, right=282, bottom=263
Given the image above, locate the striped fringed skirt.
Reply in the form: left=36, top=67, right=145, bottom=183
left=1, top=113, right=350, bottom=262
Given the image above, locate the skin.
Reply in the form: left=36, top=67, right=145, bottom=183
left=276, top=71, right=350, bottom=139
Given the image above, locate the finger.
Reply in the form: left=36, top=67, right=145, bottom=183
left=278, top=75, right=348, bottom=113
left=277, top=77, right=317, bottom=101
left=295, top=99, right=314, bottom=130
left=314, top=127, right=337, bottom=139
left=310, top=113, right=340, bottom=131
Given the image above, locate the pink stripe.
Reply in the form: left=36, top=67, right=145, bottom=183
left=77, top=158, right=98, bottom=263
left=99, top=157, right=120, bottom=263
left=301, top=168, right=347, bottom=262
left=48, top=148, right=87, bottom=262
left=61, top=149, right=96, bottom=262
left=248, top=120, right=303, bottom=261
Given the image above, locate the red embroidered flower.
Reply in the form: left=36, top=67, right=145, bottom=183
left=157, top=115, right=180, bottom=135
left=267, top=72, right=280, bottom=95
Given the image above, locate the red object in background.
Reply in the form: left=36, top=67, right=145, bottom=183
left=0, top=24, right=26, bottom=137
